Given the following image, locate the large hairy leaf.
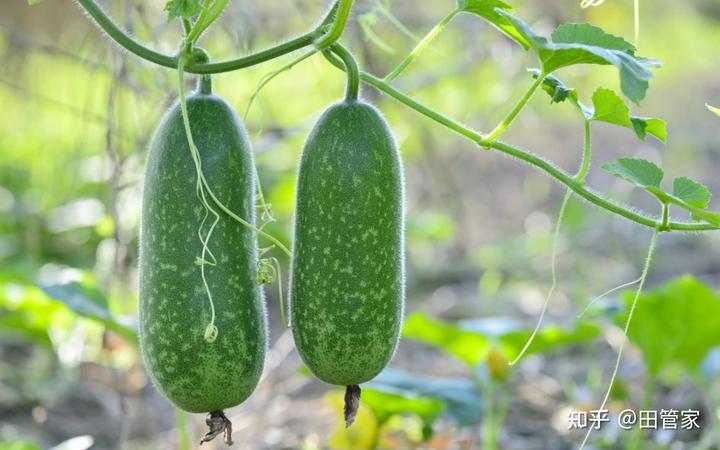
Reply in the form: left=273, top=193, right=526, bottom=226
left=617, top=276, right=720, bottom=375
left=493, top=9, right=659, bottom=102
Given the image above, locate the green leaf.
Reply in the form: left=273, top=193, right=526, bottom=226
left=589, top=88, right=667, bottom=142
left=495, top=9, right=659, bottom=102
left=617, top=275, right=720, bottom=375
left=708, top=104, right=720, bottom=117
left=41, top=282, right=109, bottom=319
left=673, top=177, right=711, bottom=209
left=402, top=312, right=491, bottom=367
left=551, top=23, right=634, bottom=52
left=535, top=74, right=668, bottom=144
left=601, top=163, right=719, bottom=224
left=405, top=312, right=600, bottom=366
left=630, top=117, right=667, bottom=142
left=530, top=70, right=578, bottom=105
left=0, top=440, right=43, bottom=450
left=362, top=388, right=445, bottom=430
left=164, top=0, right=202, bottom=22
left=0, top=282, right=65, bottom=347
left=40, top=282, right=138, bottom=345
left=460, top=318, right=600, bottom=357
left=602, top=158, right=664, bottom=189
left=0, top=311, right=52, bottom=346
left=187, top=0, right=230, bottom=43
left=498, top=322, right=601, bottom=357
left=26, top=0, right=45, bottom=5
left=458, top=0, right=531, bottom=50
left=590, top=87, right=632, bottom=125
left=371, top=368, right=483, bottom=427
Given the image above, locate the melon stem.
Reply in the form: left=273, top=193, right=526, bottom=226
left=344, top=385, right=362, bottom=427
left=200, top=410, right=233, bottom=446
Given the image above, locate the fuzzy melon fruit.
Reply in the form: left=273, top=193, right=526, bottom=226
left=139, top=83, right=266, bottom=421
left=290, top=100, right=405, bottom=422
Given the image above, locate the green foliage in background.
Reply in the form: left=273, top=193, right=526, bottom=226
left=619, top=275, right=720, bottom=376
left=404, top=312, right=600, bottom=365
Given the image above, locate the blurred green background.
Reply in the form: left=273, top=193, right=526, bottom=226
left=1, top=0, right=720, bottom=449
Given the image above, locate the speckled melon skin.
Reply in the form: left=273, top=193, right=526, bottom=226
left=139, top=92, right=266, bottom=413
left=290, top=100, right=405, bottom=386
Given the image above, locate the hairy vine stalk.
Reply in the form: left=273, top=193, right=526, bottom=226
left=75, top=0, right=348, bottom=74
left=315, top=0, right=354, bottom=49
left=327, top=43, right=361, bottom=101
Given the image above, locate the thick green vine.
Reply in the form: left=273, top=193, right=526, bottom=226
left=326, top=44, right=360, bottom=102
left=75, top=0, right=348, bottom=74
